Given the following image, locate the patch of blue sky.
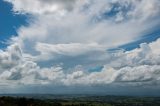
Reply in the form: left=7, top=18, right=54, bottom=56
left=88, top=66, right=104, bottom=72
left=0, top=0, right=29, bottom=49
left=92, top=1, right=133, bottom=23
left=103, top=2, right=131, bottom=18
left=119, top=29, right=160, bottom=51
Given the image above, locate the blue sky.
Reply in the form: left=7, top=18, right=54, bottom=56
left=0, top=0, right=28, bottom=49
left=0, top=0, right=160, bottom=95
left=119, top=28, right=160, bottom=50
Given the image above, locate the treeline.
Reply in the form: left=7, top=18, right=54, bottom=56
left=0, top=96, right=160, bottom=106
left=0, top=96, right=61, bottom=106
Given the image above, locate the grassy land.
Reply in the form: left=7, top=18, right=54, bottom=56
left=0, top=95, right=160, bottom=106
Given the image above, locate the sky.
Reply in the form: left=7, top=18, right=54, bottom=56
left=0, top=0, right=29, bottom=48
left=0, top=0, right=160, bottom=96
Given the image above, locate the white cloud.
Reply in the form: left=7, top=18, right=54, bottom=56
left=0, top=44, right=22, bottom=72
left=34, top=42, right=105, bottom=61
left=0, top=38, right=160, bottom=87
left=4, top=0, right=77, bottom=14
left=61, top=38, right=160, bottom=86
left=11, top=0, right=159, bottom=54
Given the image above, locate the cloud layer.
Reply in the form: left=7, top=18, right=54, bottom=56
left=1, top=0, right=160, bottom=94
left=0, top=39, right=160, bottom=88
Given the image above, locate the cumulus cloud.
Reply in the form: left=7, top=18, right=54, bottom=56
left=0, top=44, right=22, bottom=72
left=1, top=0, right=160, bottom=93
left=63, top=38, right=160, bottom=86
left=0, top=38, right=160, bottom=88
left=0, top=44, right=64, bottom=85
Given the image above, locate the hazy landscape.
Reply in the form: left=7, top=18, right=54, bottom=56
left=0, top=94, right=160, bottom=106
